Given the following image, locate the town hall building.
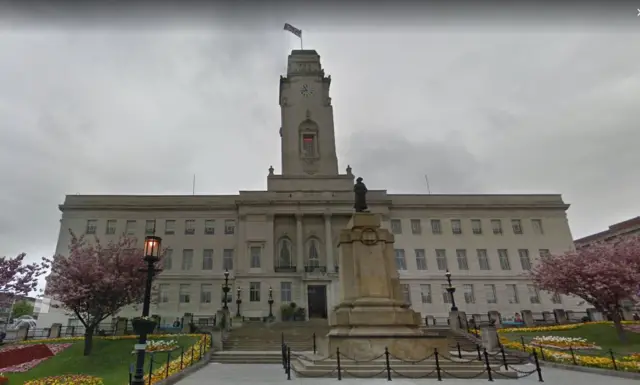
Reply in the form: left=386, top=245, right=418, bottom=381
left=52, top=50, right=589, bottom=326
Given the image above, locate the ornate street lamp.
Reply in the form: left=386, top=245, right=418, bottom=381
left=222, top=269, right=230, bottom=310
left=445, top=270, right=458, bottom=311
left=236, top=287, right=242, bottom=317
left=267, top=287, right=274, bottom=319
left=131, top=236, right=162, bottom=385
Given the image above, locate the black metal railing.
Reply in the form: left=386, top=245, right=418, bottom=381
left=275, top=265, right=297, bottom=273
left=304, top=265, right=327, bottom=273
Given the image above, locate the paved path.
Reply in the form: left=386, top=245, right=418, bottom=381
left=177, top=363, right=638, bottom=384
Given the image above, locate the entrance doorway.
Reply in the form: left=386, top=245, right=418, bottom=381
left=307, top=285, right=327, bottom=319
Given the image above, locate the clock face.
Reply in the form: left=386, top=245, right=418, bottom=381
left=300, top=84, right=314, bottom=97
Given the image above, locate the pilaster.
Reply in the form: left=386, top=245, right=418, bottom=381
left=324, top=213, right=335, bottom=272
left=296, top=213, right=304, bottom=272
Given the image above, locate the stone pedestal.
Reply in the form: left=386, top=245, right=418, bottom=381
left=488, top=311, right=501, bottom=328
left=50, top=323, right=62, bottom=338
left=586, top=308, right=603, bottom=321
left=325, top=213, right=449, bottom=360
left=115, top=317, right=128, bottom=336
left=182, top=313, right=193, bottom=333
left=521, top=310, right=535, bottom=326
left=553, top=309, right=568, bottom=324
left=480, top=323, right=499, bottom=351
left=449, top=311, right=462, bottom=330
left=16, top=324, right=29, bottom=340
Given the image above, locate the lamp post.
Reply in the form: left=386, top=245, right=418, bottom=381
left=236, top=287, right=242, bottom=317
left=267, top=287, right=274, bottom=319
left=131, top=236, right=162, bottom=385
left=445, top=270, right=458, bottom=311
left=222, top=269, right=230, bottom=310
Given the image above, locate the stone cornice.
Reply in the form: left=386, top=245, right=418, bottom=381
left=59, top=193, right=570, bottom=212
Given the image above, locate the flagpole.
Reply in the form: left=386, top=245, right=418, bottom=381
left=300, top=34, right=303, bottom=50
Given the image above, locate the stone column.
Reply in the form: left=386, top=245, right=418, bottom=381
left=480, top=322, right=499, bottom=352
left=324, top=213, right=335, bottom=273
left=296, top=213, right=304, bottom=272
left=17, top=324, right=30, bottom=340
left=521, top=310, right=535, bottom=326
left=553, top=308, right=568, bottom=324
left=50, top=323, right=62, bottom=338
left=182, top=313, right=193, bottom=333
left=266, top=214, right=275, bottom=272
left=449, top=310, right=462, bottom=330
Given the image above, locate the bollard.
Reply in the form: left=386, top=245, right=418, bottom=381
left=336, top=347, right=342, bottom=381
left=287, top=346, right=292, bottom=380
left=457, top=342, right=462, bottom=359
left=312, top=332, right=317, bottom=355
left=165, top=351, right=171, bottom=379
left=384, top=347, right=391, bottom=381
left=533, top=350, right=544, bottom=382
left=609, top=349, right=618, bottom=371
left=483, top=349, right=493, bottom=382
left=434, top=348, right=442, bottom=381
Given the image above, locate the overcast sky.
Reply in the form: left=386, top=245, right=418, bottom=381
left=0, top=4, right=639, bottom=279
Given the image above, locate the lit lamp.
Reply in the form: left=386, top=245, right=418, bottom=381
left=445, top=270, right=458, bottom=311
left=236, top=287, right=242, bottom=317
left=131, top=235, right=162, bottom=385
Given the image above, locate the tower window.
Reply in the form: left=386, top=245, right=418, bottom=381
left=301, top=134, right=317, bottom=157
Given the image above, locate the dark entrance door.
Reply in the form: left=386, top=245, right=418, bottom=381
left=307, top=285, right=327, bottom=319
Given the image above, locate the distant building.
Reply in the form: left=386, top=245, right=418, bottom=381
left=574, top=216, right=640, bottom=249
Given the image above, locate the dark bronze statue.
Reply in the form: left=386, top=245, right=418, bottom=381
left=354, top=177, right=368, bottom=212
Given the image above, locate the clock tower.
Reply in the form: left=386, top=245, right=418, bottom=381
left=279, top=50, right=340, bottom=176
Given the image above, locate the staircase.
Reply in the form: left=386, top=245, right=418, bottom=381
left=210, top=319, right=330, bottom=364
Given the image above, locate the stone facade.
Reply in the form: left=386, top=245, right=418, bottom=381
left=53, top=49, right=588, bottom=326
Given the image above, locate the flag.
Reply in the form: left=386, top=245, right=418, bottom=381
left=284, top=23, right=302, bottom=38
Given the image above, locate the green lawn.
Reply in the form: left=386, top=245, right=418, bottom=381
left=501, top=323, right=640, bottom=356
left=6, top=335, right=198, bottom=385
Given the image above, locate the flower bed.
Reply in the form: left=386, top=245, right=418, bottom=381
left=143, top=334, right=211, bottom=385
left=529, top=336, right=600, bottom=350
left=0, top=344, right=72, bottom=373
left=498, top=320, right=640, bottom=334
left=131, top=339, right=179, bottom=354
left=24, top=374, right=104, bottom=385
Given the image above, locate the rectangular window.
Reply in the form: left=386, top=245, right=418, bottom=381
left=456, top=249, right=469, bottom=270
left=436, top=249, right=448, bottom=271
left=250, top=246, right=261, bottom=268
left=86, top=220, right=97, bottom=234
left=179, top=284, right=191, bottom=304
left=431, top=219, right=442, bottom=234
left=165, top=220, right=176, bottom=235
left=106, top=219, right=117, bottom=235
left=301, top=134, right=317, bottom=157
left=420, top=284, right=432, bottom=304
left=401, top=284, right=411, bottom=304
left=395, top=249, right=407, bottom=270
left=182, top=249, right=193, bottom=270
left=224, top=220, right=236, bottom=235
left=532, top=219, right=544, bottom=235
left=200, top=284, right=212, bottom=303
left=185, top=220, right=196, bottom=235
left=163, top=248, right=173, bottom=270
left=390, top=219, right=402, bottom=234
left=451, top=219, right=462, bottom=234
left=202, top=249, right=213, bottom=270
left=471, top=219, right=482, bottom=235
left=410, top=219, right=422, bottom=235
left=249, top=282, right=261, bottom=302
left=498, top=249, right=511, bottom=270
left=125, top=220, right=136, bottom=235
left=463, top=284, right=475, bottom=304
left=415, top=249, right=427, bottom=270
left=159, top=284, right=169, bottom=303
left=204, top=219, right=215, bottom=235
left=528, top=285, right=540, bottom=304
left=442, top=284, right=451, bottom=304
left=539, top=249, right=550, bottom=258
left=145, top=220, right=156, bottom=235
left=280, top=282, right=292, bottom=302
left=491, top=219, right=503, bottom=235
left=518, top=249, right=532, bottom=270
left=223, top=249, right=234, bottom=270
left=477, top=249, right=490, bottom=270
left=485, top=284, right=497, bottom=304
left=512, top=219, right=523, bottom=234
left=507, top=284, right=519, bottom=304
left=551, top=292, right=562, bottom=304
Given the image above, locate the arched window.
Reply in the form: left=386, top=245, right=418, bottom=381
left=278, top=238, right=293, bottom=267
left=307, top=238, right=320, bottom=268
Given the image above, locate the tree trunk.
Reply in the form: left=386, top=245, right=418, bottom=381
left=83, top=326, right=95, bottom=356
left=611, top=309, right=627, bottom=344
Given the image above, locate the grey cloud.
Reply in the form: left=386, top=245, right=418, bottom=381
left=0, top=18, right=638, bottom=275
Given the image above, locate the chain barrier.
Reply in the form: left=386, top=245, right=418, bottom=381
left=339, top=351, right=386, bottom=363
left=441, top=368, right=489, bottom=380
left=389, top=352, right=435, bottom=364
left=390, top=368, right=438, bottom=379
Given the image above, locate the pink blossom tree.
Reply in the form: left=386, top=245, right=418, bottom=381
left=44, top=230, right=164, bottom=355
left=530, top=235, right=640, bottom=342
left=0, top=253, right=46, bottom=312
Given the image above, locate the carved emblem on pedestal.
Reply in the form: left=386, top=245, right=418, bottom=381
left=359, top=227, right=379, bottom=246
